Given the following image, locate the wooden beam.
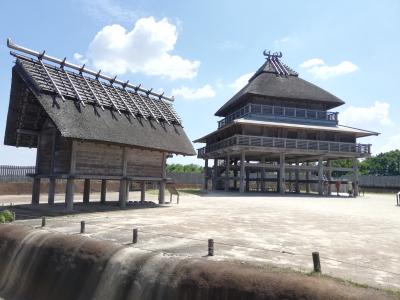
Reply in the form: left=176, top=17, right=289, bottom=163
left=17, top=129, right=40, bottom=136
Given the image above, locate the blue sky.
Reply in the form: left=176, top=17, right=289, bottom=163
left=0, top=0, right=399, bottom=166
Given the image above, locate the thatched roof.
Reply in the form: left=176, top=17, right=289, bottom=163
left=215, top=58, right=345, bottom=116
left=4, top=56, right=195, bottom=156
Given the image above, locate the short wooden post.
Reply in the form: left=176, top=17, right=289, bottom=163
left=100, top=179, right=107, bottom=204
left=132, top=228, right=138, bottom=244
left=312, top=252, right=321, bottom=273
left=83, top=179, right=90, bottom=203
left=41, top=216, right=46, bottom=227
left=80, top=221, right=85, bottom=234
left=208, top=239, right=214, bottom=256
left=48, top=177, right=56, bottom=205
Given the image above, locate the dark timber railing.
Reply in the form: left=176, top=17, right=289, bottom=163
left=218, top=103, right=339, bottom=128
left=197, top=135, right=371, bottom=158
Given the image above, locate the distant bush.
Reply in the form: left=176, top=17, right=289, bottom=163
left=167, top=164, right=203, bottom=173
left=0, top=210, right=14, bottom=223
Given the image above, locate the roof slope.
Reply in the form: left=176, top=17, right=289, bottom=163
left=215, top=58, right=345, bottom=116
left=4, top=57, right=195, bottom=155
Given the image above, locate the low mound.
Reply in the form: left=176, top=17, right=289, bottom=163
left=0, top=225, right=396, bottom=300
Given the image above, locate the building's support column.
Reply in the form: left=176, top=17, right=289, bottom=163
left=65, top=177, right=75, bottom=211
left=48, top=129, right=56, bottom=205
left=288, top=170, right=293, bottom=192
left=158, top=152, right=167, bottom=204
left=306, top=162, right=310, bottom=193
left=233, top=166, right=238, bottom=190
left=32, top=177, right=41, bottom=205
left=261, top=156, right=266, bottom=192
left=100, top=179, right=107, bottom=204
left=327, top=160, right=332, bottom=196
left=318, top=157, right=324, bottom=196
left=48, top=178, right=56, bottom=205
left=119, top=179, right=127, bottom=208
left=65, top=140, right=77, bottom=211
left=83, top=179, right=90, bottom=204
left=279, top=153, right=285, bottom=194
left=225, top=154, right=230, bottom=192
left=353, top=158, right=359, bottom=197
left=203, top=158, right=209, bottom=191
left=212, top=159, right=218, bottom=191
left=119, top=147, right=128, bottom=208
left=245, top=160, right=250, bottom=192
left=140, top=181, right=146, bottom=203
left=239, top=151, right=245, bottom=193
left=295, top=161, right=300, bottom=193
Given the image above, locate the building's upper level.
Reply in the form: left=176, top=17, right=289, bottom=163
left=215, top=51, right=345, bottom=118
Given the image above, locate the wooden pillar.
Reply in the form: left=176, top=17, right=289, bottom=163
left=318, top=157, right=324, bottom=196
left=48, top=129, right=56, bottom=205
left=119, top=179, right=127, bottom=208
left=100, top=179, right=107, bottom=203
left=245, top=160, right=250, bottom=192
left=225, top=154, right=230, bottom=192
left=203, top=158, right=209, bottom=191
left=353, top=158, right=359, bottom=197
left=327, top=160, right=332, bottom=196
left=32, top=177, right=41, bottom=205
left=48, top=178, right=56, bottom=205
left=306, top=162, right=310, bottom=193
left=65, top=140, right=77, bottom=210
left=239, top=151, right=245, bottom=193
left=65, top=177, right=75, bottom=211
left=212, top=159, right=218, bottom=191
left=279, top=153, right=285, bottom=194
left=261, top=156, right=266, bottom=192
left=295, top=161, right=300, bottom=193
left=119, top=147, right=128, bottom=208
left=140, top=181, right=146, bottom=202
left=83, top=179, right=90, bottom=203
left=159, top=152, right=167, bottom=204
left=288, top=170, right=293, bottom=192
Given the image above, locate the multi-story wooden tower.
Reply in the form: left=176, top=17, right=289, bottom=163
left=194, top=51, right=378, bottom=196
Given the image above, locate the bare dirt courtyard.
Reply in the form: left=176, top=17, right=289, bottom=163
left=3, top=191, right=400, bottom=291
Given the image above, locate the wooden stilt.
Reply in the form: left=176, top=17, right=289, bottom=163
left=279, top=153, right=285, bottom=194
left=318, top=157, right=324, bottom=195
left=159, top=180, right=166, bottom=204
left=32, top=177, right=41, bottom=205
left=119, top=179, right=127, bottom=208
left=140, top=181, right=146, bottom=202
left=353, top=158, right=359, bottom=197
left=261, top=156, right=266, bottom=192
left=65, top=177, right=75, bottom=211
left=203, top=158, right=209, bottom=191
left=100, top=179, right=107, bottom=203
left=295, top=161, right=300, bottom=193
left=327, top=160, right=332, bottom=196
left=225, top=154, right=230, bottom=191
left=306, top=162, right=310, bottom=193
left=48, top=177, right=56, bottom=205
left=239, top=151, right=245, bottom=193
left=83, top=179, right=90, bottom=203
left=212, top=159, right=218, bottom=191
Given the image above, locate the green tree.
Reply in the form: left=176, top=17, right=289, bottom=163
left=359, top=150, right=400, bottom=176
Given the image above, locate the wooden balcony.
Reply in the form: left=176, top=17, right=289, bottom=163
left=217, top=103, right=338, bottom=128
left=197, top=134, right=371, bottom=158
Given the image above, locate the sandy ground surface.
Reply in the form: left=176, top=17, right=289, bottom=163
left=2, top=191, right=400, bottom=291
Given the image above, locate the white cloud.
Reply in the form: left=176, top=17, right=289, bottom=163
left=73, top=53, right=88, bottom=65
left=172, top=85, right=215, bottom=100
left=82, top=0, right=139, bottom=23
left=376, top=134, right=400, bottom=154
left=340, top=101, right=392, bottom=127
left=82, top=17, right=200, bottom=80
left=300, top=58, right=358, bottom=79
left=230, top=72, right=253, bottom=92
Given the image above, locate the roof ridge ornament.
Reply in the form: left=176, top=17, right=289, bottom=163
left=263, top=50, right=289, bottom=76
left=263, top=50, right=282, bottom=60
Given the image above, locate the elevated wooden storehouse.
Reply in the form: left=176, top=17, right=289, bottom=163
left=195, top=51, right=378, bottom=196
left=4, top=39, right=195, bottom=210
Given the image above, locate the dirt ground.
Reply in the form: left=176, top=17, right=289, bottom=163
left=2, top=191, right=400, bottom=292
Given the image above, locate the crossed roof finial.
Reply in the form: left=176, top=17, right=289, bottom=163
left=263, top=50, right=283, bottom=60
